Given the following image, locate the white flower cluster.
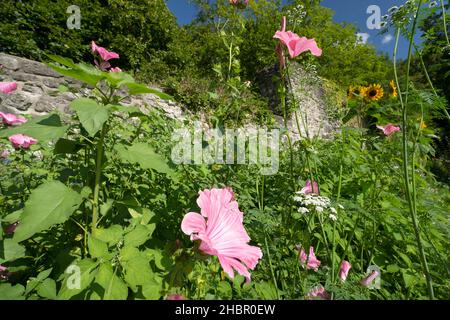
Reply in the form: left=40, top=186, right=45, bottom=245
left=382, top=0, right=425, bottom=29
left=286, top=4, right=306, bottom=26
left=294, top=193, right=341, bottom=221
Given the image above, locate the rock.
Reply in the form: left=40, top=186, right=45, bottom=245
left=0, top=54, right=20, bottom=71
left=20, top=58, right=62, bottom=78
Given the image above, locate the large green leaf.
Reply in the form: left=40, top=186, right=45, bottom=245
left=0, top=113, right=68, bottom=143
left=57, top=259, right=99, bottom=300
left=70, top=98, right=109, bottom=137
left=88, top=236, right=109, bottom=259
left=13, top=181, right=84, bottom=242
left=115, top=142, right=173, bottom=174
left=96, top=225, right=123, bottom=246
left=124, top=224, right=154, bottom=248
left=123, top=82, right=173, bottom=100
left=95, top=263, right=128, bottom=300
left=122, top=254, right=153, bottom=291
left=0, top=239, right=26, bottom=263
left=36, top=278, right=57, bottom=300
left=0, top=284, right=25, bottom=300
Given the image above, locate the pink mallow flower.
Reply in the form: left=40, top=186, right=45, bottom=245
left=376, top=124, right=401, bottom=136
left=306, top=286, right=330, bottom=300
left=0, top=112, right=27, bottom=126
left=299, top=180, right=320, bottom=195
left=0, top=82, right=17, bottom=94
left=91, top=41, right=119, bottom=61
left=273, top=17, right=322, bottom=59
left=1, top=150, right=10, bottom=158
left=360, top=270, right=380, bottom=287
left=339, top=260, right=352, bottom=282
left=166, top=294, right=186, bottom=300
left=181, top=188, right=263, bottom=282
left=8, top=134, right=37, bottom=149
left=297, top=245, right=321, bottom=271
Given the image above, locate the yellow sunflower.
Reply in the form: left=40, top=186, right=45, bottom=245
left=347, top=85, right=365, bottom=100
left=364, top=84, right=384, bottom=101
left=389, top=80, right=398, bottom=98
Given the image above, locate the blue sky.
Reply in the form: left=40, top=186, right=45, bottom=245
left=165, top=0, right=423, bottom=59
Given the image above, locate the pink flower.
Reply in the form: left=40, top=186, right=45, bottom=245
left=273, top=18, right=322, bottom=59
left=376, top=124, right=401, bottom=136
left=229, top=0, right=249, bottom=7
left=297, top=245, right=321, bottom=271
left=166, top=294, right=186, bottom=300
left=360, top=270, right=380, bottom=287
left=181, top=188, right=263, bottom=282
left=91, top=41, right=119, bottom=61
left=0, top=82, right=17, bottom=94
left=299, top=180, right=320, bottom=195
left=306, top=286, right=330, bottom=300
left=109, top=67, right=122, bottom=73
left=5, top=222, right=18, bottom=235
left=0, top=112, right=27, bottom=126
left=339, top=260, right=351, bottom=282
left=8, top=134, right=38, bottom=149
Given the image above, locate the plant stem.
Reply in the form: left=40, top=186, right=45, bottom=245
left=441, top=0, right=450, bottom=46
left=393, top=1, right=434, bottom=298
left=264, top=234, right=280, bottom=300
left=91, top=124, right=108, bottom=237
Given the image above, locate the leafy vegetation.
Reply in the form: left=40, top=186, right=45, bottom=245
left=0, top=0, right=449, bottom=300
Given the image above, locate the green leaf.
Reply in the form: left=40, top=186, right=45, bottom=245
left=13, top=181, right=83, bottom=242
left=142, top=280, right=162, bottom=300
left=70, top=98, right=109, bottom=137
left=122, top=254, right=153, bottom=291
left=96, top=225, right=123, bottom=246
left=25, top=268, right=53, bottom=295
left=0, top=113, right=68, bottom=143
left=88, top=236, right=109, bottom=259
left=120, top=246, right=140, bottom=262
left=37, top=278, right=57, bottom=299
left=0, top=239, right=26, bottom=263
left=124, top=224, right=153, bottom=247
left=95, top=263, right=128, bottom=300
left=54, top=138, right=82, bottom=155
left=115, top=142, right=173, bottom=174
left=57, top=259, right=99, bottom=300
left=123, top=82, right=173, bottom=100
left=0, top=283, right=25, bottom=300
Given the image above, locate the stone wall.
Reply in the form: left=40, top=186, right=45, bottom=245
left=0, top=53, right=184, bottom=120
left=0, top=53, right=338, bottom=140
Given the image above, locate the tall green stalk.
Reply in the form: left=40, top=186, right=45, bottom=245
left=393, top=0, right=434, bottom=298
left=441, top=0, right=450, bottom=46
left=91, top=124, right=108, bottom=237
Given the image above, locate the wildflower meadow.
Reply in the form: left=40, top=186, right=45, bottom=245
left=0, top=0, right=449, bottom=304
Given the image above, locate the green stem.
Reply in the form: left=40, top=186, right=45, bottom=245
left=264, top=234, right=280, bottom=300
left=92, top=125, right=108, bottom=236
left=441, top=0, right=450, bottom=46
left=393, top=1, right=434, bottom=298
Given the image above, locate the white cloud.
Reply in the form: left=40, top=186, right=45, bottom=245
left=356, top=32, right=370, bottom=45
left=382, top=34, right=394, bottom=44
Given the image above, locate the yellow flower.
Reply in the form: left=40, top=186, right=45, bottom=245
left=389, top=80, right=398, bottom=98
left=420, top=121, right=427, bottom=129
left=364, top=84, right=384, bottom=101
left=347, top=85, right=365, bottom=100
